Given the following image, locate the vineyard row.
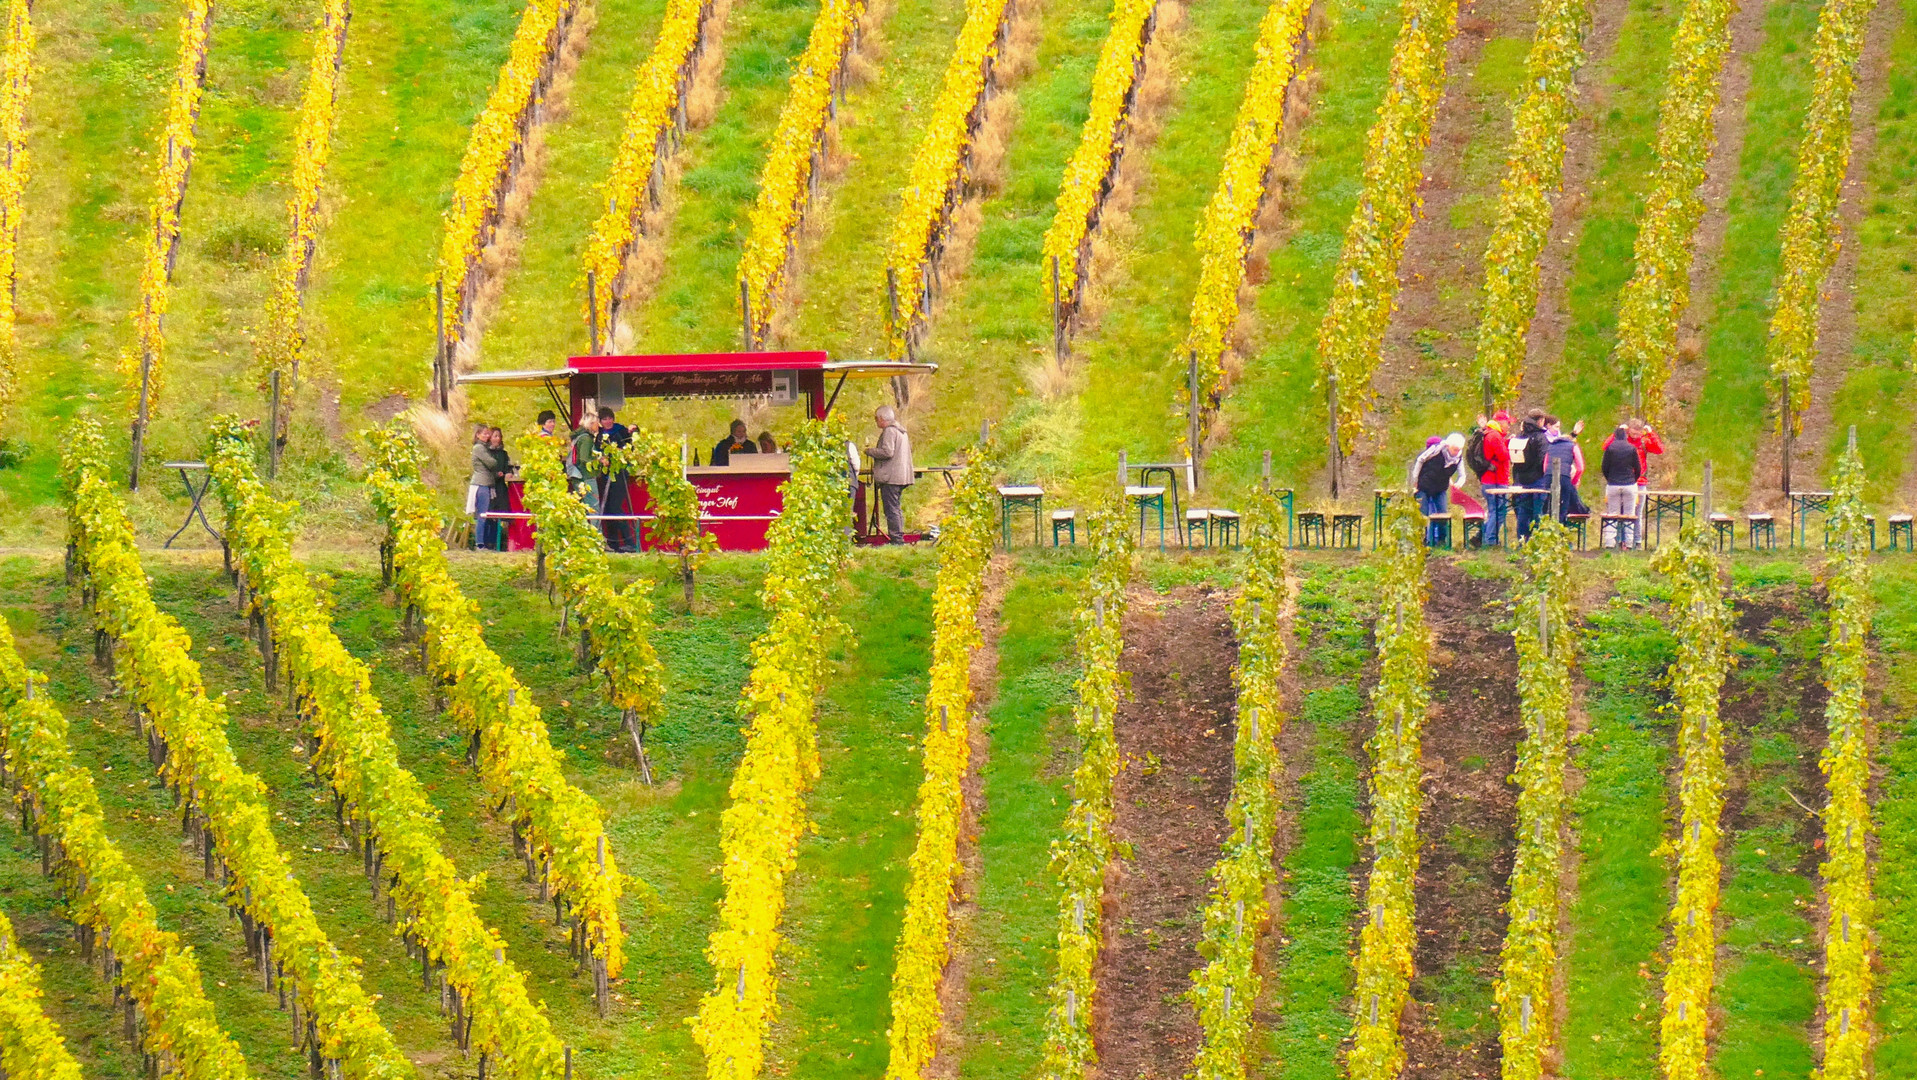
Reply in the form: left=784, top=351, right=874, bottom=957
left=367, top=427, right=628, bottom=993
left=1495, top=518, right=1573, bottom=1079
left=687, top=421, right=852, bottom=1080
left=1346, top=502, right=1429, bottom=1079
left=0, top=626, right=241, bottom=1080
left=63, top=420, right=410, bottom=1080
left=1185, top=492, right=1287, bottom=1080
left=209, top=422, right=569, bottom=1078
left=1649, top=522, right=1733, bottom=1080
left=1606, top=0, right=1735, bottom=420
left=254, top=0, right=353, bottom=390
left=436, top=0, right=582, bottom=374
left=883, top=440, right=1002, bottom=1080
left=1317, top=0, right=1460, bottom=454
left=1035, top=499, right=1135, bottom=1080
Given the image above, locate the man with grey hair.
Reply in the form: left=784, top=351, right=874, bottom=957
left=866, top=405, right=914, bottom=544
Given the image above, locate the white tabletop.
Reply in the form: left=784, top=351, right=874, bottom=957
left=1125, top=486, right=1166, bottom=497
left=997, top=485, right=1044, bottom=497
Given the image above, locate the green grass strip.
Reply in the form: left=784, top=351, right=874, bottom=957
left=1710, top=566, right=1818, bottom=1078
left=1265, top=561, right=1372, bottom=1080
left=1868, top=558, right=1917, bottom=1067
left=1561, top=570, right=1677, bottom=1078
left=1542, top=0, right=1680, bottom=428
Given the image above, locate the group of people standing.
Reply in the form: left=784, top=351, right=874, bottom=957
left=469, top=407, right=642, bottom=551
left=1410, top=409, right=1663, bottom=549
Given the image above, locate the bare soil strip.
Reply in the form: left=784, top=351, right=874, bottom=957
left=1093, top=584, right=1239, bottom=1080
left=1344, top=0, right=1514, bottom=483
left=1749, top=0, right=1904, bottom=502
left=1403, top=559, right=1522, bottom=1080
left=927, top=553, right=1015, bottom=1079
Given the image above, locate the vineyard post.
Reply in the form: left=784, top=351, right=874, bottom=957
left=1262, top=448, right=1271, bottom=492
left=1480, top=371, right=1492, bottom=420
left=1187, top=351, right=1200, bottom=492
left=131, top=348, right=154, bottom=491
left=887, top=267, right=906, bottom=361
left=1549, top=459, right=1560, bottom=522
left=740, top=279, right=754, bottom=352
left=587, top=270, right=600, bottom=356
left=1326, top=374, right=1340, bottom=499
left=1781, top=374, right=1793, bottom=497
left=268, top=369, right=282, bottom=481
left=434, top=277, right=448, bottom=412
left=1702, top=460, right=1712, bottom=521
left=1631, top=373, right=1641, bottom=420
left=1051, top=255, right=1065, bottom=364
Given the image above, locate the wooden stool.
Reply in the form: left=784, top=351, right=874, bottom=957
left=1297, top=511, right=1328, bottom=548
left=1331, top=513, right=1363, bottom=549
left=1747, top=512, right=1776, bottom=550
left=1890, top=513, right=1913, bottom=552
left=998, top=486, right=1043, bottom=548
left=1462, top=512, right=1487, bottom=549
left=1209, top=509, right=1241, bottom=549
left=1563, top=513, right=1589, bottom=550
left=1183, top=509, right=1212, bottom=548
left=1126, top=485, right=1168, bottom=550
left=1051, top=509, right=1077, bottom=546
left=1600, top=514, right=1639, bottom=549
left=1709, top=512, right=1734, bottom=552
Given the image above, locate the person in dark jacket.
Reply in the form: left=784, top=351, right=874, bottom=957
left=1509, top=412, right=1548, bottom=541
left=710, top=420, right=758, bottom=467
left=1600, top=424, right=1643, bottom=547
left=487, top=428, right=514, bottom=551
left=1538, top=416, right=1588, bottom=524
left=595, top=407, right=637, bottom=552
left=1410, top=433, right=1467, bottom=547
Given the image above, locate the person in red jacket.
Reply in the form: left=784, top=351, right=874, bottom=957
left=1627, top=418, right=1664, bottom=489
left=1473, top=411, right=1513, bottom=546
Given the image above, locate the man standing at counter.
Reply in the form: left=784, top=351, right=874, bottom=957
left=597, top=406, right=637, bottom=552
left=867, top=405, right=914, bottom=544
left=710, top=420, right=758, bottom=466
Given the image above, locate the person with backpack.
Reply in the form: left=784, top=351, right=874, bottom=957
left=1468, top=411, right=1513, bottom=547
left=1599, top=424, right=1643, bottom=547
left=1410, top=433, right=1469, bottom=547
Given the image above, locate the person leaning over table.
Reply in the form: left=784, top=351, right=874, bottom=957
left=866, top=405, right=914, bottom=544
left=757, top=430, right=778, bottom=454
left=568, top=412, right=601, bottom=512
left=487, top=427, right=515, bottom=551
left=710, top=419, right=758, bottom=467
left=468, top=424, right=498, bottom=550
